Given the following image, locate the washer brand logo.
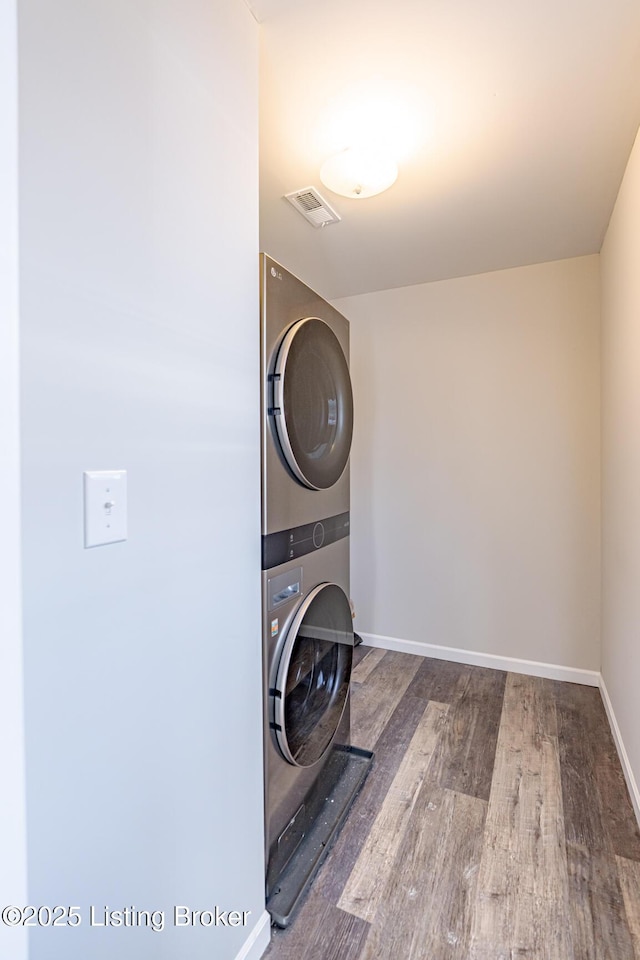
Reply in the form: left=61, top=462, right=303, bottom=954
left=271, top=618, right=279, bottom=637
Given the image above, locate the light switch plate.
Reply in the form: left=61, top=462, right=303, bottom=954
left=83, top=470, right=127, bottom=548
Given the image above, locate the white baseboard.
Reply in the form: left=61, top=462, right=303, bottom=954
left=233, top=910, right=271, bottom=960
left=358, top=631, right=600, bottom=687
left=599, top=677, right=640, bottom=828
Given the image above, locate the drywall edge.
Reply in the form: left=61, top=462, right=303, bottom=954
left=0, top=0, right=28, bottom=956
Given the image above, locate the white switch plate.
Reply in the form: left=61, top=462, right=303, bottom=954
left=83, top=470, right=127, bottom=548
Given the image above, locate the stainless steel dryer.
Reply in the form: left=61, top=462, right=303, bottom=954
left=260, top=253, right=353, bottom=538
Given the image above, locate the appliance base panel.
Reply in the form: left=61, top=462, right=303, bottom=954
left=266, top=745, right=374, bottom=929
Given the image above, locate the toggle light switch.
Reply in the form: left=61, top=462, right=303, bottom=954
left=83, top=470, right=127, bottom=548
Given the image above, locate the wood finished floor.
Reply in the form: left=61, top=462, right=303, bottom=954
left=264, top=646, right=640, bottom=960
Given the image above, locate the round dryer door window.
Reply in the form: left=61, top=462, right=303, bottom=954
left=273, top=318, right=353, bottom=490
left=274, top=582, right=354, bottom=767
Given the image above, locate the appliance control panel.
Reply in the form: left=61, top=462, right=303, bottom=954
left=262, top=512, right=349, bottom=570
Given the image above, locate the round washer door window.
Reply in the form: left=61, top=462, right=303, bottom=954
left=273, top=318, right=353, bottom=490
left=274, top=582, right=353, bottom=767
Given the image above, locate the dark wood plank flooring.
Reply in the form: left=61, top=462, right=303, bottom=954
left=264, top=647, right=640, bottom=960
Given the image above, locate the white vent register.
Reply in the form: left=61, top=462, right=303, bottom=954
left=284, top=187, right=341, bottom=228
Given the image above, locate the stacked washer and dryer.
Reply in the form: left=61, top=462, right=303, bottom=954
left=260, top=254, right=372, bottom=927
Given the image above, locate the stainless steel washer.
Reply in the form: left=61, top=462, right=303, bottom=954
left=262, top=538, right=353, bottom=902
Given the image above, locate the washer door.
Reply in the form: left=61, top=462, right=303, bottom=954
left=274, top=582, right=354, bottom=767
left=273, top=318, right=353, bottom=490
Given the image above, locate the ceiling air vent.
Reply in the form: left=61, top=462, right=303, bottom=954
left=284, top=187, right=341, bottom=228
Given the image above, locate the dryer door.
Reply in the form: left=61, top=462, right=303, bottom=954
left=274, top=582, right=353, bottom=767
left=273, top=318, right=353, bottom=490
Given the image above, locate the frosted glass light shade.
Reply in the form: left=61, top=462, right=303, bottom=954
left=320, top=147, right=398, bottom=199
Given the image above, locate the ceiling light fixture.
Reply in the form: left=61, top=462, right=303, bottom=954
left=320, top=146, right=398, bottom=199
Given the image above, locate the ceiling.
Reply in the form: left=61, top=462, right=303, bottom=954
left=250, top=0, right=640, bottom=300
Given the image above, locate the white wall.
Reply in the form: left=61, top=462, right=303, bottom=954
left=601, top=127, right=640, bottom=809
left=0, top=1, right=28, bottom=958
left=18, top=2, right=266, bottom=959
left=336, top=256, right=601, bottom=672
